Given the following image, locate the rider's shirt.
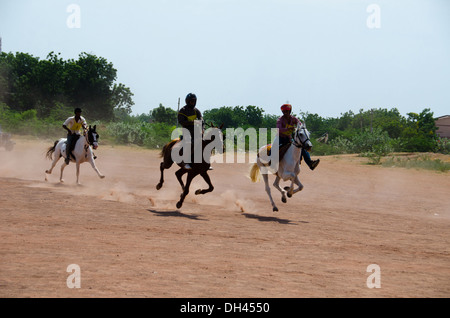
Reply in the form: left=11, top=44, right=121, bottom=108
left=178, top=106, right=202, bottom=128
left=64, top=116, right=87, bottom=135
left=178, top=105, right=203, bottom=139
left=277, top=115, right=300, bottom=137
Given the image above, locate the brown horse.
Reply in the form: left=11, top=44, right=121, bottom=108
left=156, top=124, right=223, bottom=209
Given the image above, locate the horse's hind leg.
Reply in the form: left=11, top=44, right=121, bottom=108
left=156, top=162, right=166, bottom=190
left=195, top=172, right=214, bottom=195
left=45, top=153, right=61, bottom=180
left=262, top=173, right=278, bottom=212
left=60, top=161, right=68, bottom=183
left=157, top=154, right=174, bottom=190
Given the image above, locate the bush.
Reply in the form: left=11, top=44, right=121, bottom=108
left=329, top=136, right=355, bottom=154
left=383, top=154, right=450, bottom=172
left=352, top=128, right=394, bottom=154
left=104, top=121, right=175, bottom=148
left=434, top=137, right=450, bottom=154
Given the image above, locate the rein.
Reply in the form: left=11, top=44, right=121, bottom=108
left=291, top=127, right=309, bottom=149
left=83, top=129, right=95, bottom=152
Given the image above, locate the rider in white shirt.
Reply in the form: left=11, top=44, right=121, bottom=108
left=63, top=108, right=87, bottom=164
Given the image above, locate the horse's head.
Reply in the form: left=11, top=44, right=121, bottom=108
left=87, top=125, right=100, bottom=150
left=293, top=122, right=312, bottom=151
left=204, top=122, right=224, bottom=154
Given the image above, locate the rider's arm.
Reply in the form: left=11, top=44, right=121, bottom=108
left=62, top=124, right=72, bottom=134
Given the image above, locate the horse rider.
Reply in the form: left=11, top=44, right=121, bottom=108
left=63, top=107, right=87, bottom=165
left=177, top=93, right=208, bottom=170
left=277, top=103, right=320, bottom=170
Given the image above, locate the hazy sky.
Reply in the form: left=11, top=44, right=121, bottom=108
left=1, top=0, right=449, bottom=118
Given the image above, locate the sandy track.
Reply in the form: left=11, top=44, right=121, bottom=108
left=0, top=137, right=449, bottom=297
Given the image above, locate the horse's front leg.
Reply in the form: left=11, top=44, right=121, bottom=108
left=175, top=168, right=187, bottom=191
left=262, top=173, right=278, bottom=212
left=284, top=176, right=304, bottom=197
left=176, top=172, right=194, bottom=209
left=76, top=161, right=81, bottom=185
left=89, top=157, right=105, bottom=179
left=292, top=176, right=304, bottom=195
left=272, top=176, right=288, bottom=203
left=195, top=171, right=214, bottom=195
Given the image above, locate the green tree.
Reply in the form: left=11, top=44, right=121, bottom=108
left=150, top=104, right=177, bottom=125
left=402, top=108, right=437, bottom=152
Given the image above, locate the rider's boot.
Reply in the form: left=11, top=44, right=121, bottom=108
left=184, top=163, right=192, bottom=170
left=310, top=159, right=320, bottom=170
left=65, top=155, right=70, bottom=165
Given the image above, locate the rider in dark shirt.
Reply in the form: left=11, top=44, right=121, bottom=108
left=177, top=93, right=204, bottom=170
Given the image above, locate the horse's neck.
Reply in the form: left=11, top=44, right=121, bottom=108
left=74, top=134, right=88, bottom=152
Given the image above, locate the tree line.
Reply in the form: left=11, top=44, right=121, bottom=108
left=0, top=51, right=134, bottom=121
left=0, top=51, right=447, bottom=156
left=141, top=104, right=445, bottom=154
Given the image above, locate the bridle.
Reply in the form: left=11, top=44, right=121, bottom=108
left=83, top=128, right=98, bottom=151
left=291, top=126, right=310, bottom=149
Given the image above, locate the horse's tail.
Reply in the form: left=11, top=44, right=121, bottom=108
left=249, top=163, right=261, bottom=183
left=46, top=140, right=59, bottom=160
left=160, top=138, right=180, bottom=158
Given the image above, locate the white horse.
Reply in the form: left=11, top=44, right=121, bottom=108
left=45, top=125, right=105, bottom=184
left=249, top=122, right=313, bottom=212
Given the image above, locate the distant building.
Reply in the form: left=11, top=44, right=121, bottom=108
left=435, top=115, right=450, bottom=138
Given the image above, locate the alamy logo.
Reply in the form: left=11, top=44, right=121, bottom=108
left=66, top=4, right=81, bottom=29
left=366, top=4, right=381, bottom=29
left=66, top=264, right=81, bottom=288
left=169, top=122, right=280, bottom=173
left=366, top=264, right=381, bottom=288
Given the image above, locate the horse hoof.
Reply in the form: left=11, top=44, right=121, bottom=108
left=282, top=197, right=287, bottom=203
left=273, top=207, right=279, bottom=212
left=100, top=175, right=105, bottom=179
left=287, top=192, right=292, bottom=198
left=176, top=201, right=182, bottom=209
left=156, top=183, right=162, bottom=190
left=195, top=189, right=201, bottom=195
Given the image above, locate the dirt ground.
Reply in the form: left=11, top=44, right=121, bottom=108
left=0, top=136, right=449, bottom=298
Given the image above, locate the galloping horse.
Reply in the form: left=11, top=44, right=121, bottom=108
left=156, top=123, right=224, bottom=209
left=45, top=125, right=105, bottom=184
left=249, top=122, right=313, bottom=212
